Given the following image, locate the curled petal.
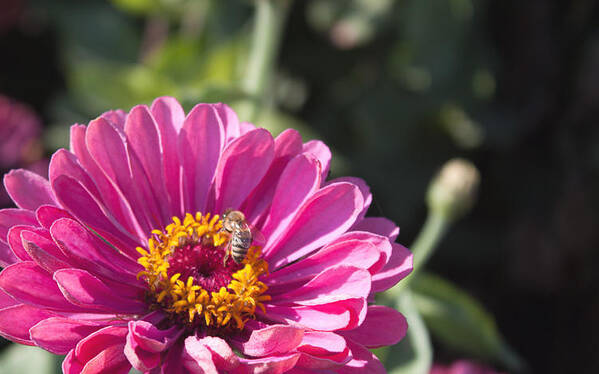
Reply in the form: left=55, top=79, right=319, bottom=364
left=335, top=339, right=386, bottom=374
left=295, top=331, right=351, bottom=369
left=124, top=320, right=182, bottom=372
left=64, top=325, right=130, bottom=374
left=371, top=243, right=413, bottom=293
left=340, top=305, right=408, bottom=348
left=233, top=322, right=304, bottom=357
left=238, top=352, right=302, bottom=374
left=183, top=335, right=239, bottom=373
left=182, top=336, right=220, bottom=374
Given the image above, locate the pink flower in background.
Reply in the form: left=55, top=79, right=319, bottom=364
left=0, top=95, right=46, bottom=206
left=431, top=361, right=507, bottom=374
left=0, top=95, right=42, bottom=169
left=0, top=97, right=412, bottom=373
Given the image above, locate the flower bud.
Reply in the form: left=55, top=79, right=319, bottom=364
left=426, top=158, right=480, bottom=221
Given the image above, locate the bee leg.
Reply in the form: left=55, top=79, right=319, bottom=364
left=223, top=243, right=230, bottom=266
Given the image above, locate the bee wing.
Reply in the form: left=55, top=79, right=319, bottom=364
left=248, top=223, right=266, bottom=247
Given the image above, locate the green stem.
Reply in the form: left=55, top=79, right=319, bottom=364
left=389, top=211, right=450, bottom=295
left=411, top=212, right=450, bottom=272
left=238, top=0, right=291, bottom=122
left=388, top=290, right=433, bottom=374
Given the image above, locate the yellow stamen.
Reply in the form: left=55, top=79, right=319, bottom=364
left=136, top=212, right=269, bottom=330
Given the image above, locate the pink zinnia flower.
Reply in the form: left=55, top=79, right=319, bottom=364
left=0, top=97, right=412, bottom=373
left=0, top=95, right=46, bottom=206
left=431, top=361, right=507, bottom=374
left=0, top=95, right=42, bottom=169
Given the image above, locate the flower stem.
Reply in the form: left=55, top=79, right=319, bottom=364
left=389, top=211, right=451, bottom=295
left=238, top=0, right=291, bottom=122
left=410, top=211, right=450, bottom=273
left=389, top=290, right=433, bottom=374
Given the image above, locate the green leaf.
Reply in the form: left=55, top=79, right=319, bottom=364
left=110, top=0, right=161, bottom=15
left=411, top=272, right=524, bottom=372
left=385, top=290, right=432, bottom=374
left=68, top=59, right=177, bottom=114
left=148, top=36, right=246, bottom=87
left=0, top=344, right=62, bottom=374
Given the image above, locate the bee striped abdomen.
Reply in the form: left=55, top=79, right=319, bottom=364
left=230, top=229, right=251, bottom=263
left=222, top=209, right=258, bottom=264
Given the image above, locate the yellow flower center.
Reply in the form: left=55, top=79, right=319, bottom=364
left=136, top=212, right=270, bottom=330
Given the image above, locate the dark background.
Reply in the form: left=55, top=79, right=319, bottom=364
left=1, top=0, right=599, bottom=372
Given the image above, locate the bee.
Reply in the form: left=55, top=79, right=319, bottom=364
left=221, top=209, right=262, bottom=264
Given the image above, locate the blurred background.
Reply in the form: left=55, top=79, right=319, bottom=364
left=1, top=0, right=598, bottom=373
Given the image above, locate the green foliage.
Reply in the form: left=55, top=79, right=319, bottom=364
left=111, top=0, right=162, bottom=15
left=411, top=273, right=523, bottom=372
left=0, top=345, right=61, bottom=374
left=70, top=60, right=177, bottom=113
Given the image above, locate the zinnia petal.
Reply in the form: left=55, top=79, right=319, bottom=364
left=233, top=322, right=304, bottom=357
left=4, top=169, right=57, bottom=211
left=64, top=326, right=130, bottom=374
left=265, top=182, right=364, bottom=269
left=302, top=140, right=331, bottom=180
left=0, top=208, right=37, bottom=241
left=260, top=153, right=322, bottom=245
left=124, top=320, right=181, bottom=372
left=179, top=103, right=225, bottom=213
left=336, top=338, right=386, bottom=374
left=30, top=317, right=110, bottom=355
left=53, top=269, right=147, bottom=313
left=340, top=305, right=408, bottom=348
left=211, top=128, right=274, bottom=213
left=0, top=304, right=55, bottom=344
left=150, top=97, right=185, bottom=217
left=0, top=261, right=80, bottom=311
